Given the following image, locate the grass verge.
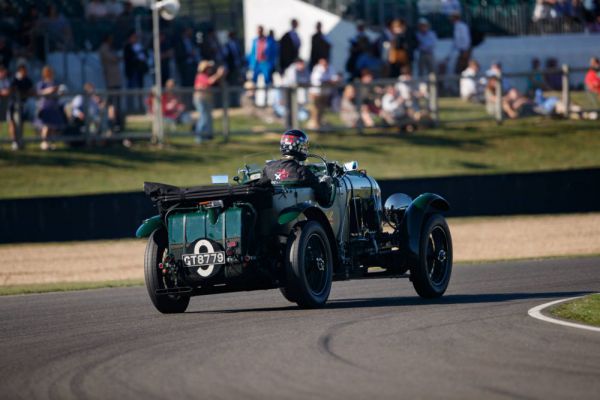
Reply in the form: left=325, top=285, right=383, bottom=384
left=0, top=279, right=143, bottom=296
left=1, top=111, right=599, bottom=199
left=550, top=294, right=600, bottom=327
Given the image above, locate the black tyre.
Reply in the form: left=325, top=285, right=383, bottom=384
left=410, top=214, right=453, bottom=298
left=284, top=221, right=333, bottom=308
left=279, top=287, right=297, bottom=303
left=144, top=229, right=190, bottom=314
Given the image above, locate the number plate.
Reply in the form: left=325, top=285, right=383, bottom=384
left=182, top=252, right=225, bottom=267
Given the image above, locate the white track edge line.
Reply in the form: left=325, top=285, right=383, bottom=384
left=528, top=295, right=600, bottom=333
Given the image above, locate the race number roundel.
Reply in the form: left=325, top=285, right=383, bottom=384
left=194, top=239, right=217, bottom=277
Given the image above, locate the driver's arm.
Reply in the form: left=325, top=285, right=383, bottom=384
left=302, top=167, right=331, bottom=204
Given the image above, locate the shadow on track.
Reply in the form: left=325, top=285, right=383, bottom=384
left=186, top=290, right=591, bottom=314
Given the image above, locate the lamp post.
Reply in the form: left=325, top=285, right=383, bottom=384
left=152, top=1, right=164, bottom=144
left=150, top=0, right=179, bottom=145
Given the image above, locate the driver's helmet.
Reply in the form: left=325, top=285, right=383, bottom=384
left=280, top=129, right=309, bottom=161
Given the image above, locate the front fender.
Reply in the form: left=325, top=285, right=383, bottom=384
left=136, top=215, right=163, bottom=238
left=399, top=193, right=449, bottom=266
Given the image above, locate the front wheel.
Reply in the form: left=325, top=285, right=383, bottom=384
left=410, top=214, right=453, bottom=298
left=144, top=229, right=190, bottom=313
left=283, top=221, right=333, bottom=308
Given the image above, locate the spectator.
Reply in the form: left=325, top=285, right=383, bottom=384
left=200, top=28, right=223, bottom=64
left=36, top=66, right=66, bottom=150
left=589, top=14, right=600, bottom=32
left=354, top=36, right=383, bottom=78
left=416, top=18, right=437, bottom=78
left=223, top=31, right=244, bottom=87
left=308, top=58, right=340, bottom=129
left=175, top=28, right=200, bottom=88
left=159, top=32, right=174, bottom=85
left=352, top=21, right=370, bottom=47
left=357, top=69, right=379, bottom=127
left=99, top=34, right=123, bottom=130
left=396, top=67, right=424, bottom=120
left=441, top=0, right=462, bottom=16
left=162, top=79, right=189, bottom=125
left=0, top=37, right=13, bottom=69
left=486, top=61, right=510, bottom=92
left=106, top=0, right=124, bottom=17
left=193, top=61, right=225, bottom=143
left=544, top=57, right=562, bottom=90
left=346, top=36, right=364, bottom=82
left=380, top=85, right=405, bottom=126
left=376, top=19, right=393, bottom=65
left=86, top=0, right=109, bottom=20
left=486, top=77, right=532, bottom=119
left=275, top=59, right=310, bottom=122
left=19, top=6, right=42, bottom=59
left=460, top=60, right=485, bottom=102
left=0, top=66, right=9, bottom=145
left=340, top=84, right=360, bottom=128
left=310, top=22, right=331, bottom=71
left=533, top=0, right=556, bottom=22
left=388, top=18, right=413, bottom=78
left=282, top=58, right=310, bottom=87
left=248, top=26, right=275, bottom=86
left=147, top=79, right=190, bottom=131
left=584, top=56, right=600, bottom=96
left=449, top=11, right=471, bottom=75
left=527, top=58, right=550, bottom=95
left=123, top=31, right=148, bottom=111
left=7, top=64, right=34, bottom=150
left=70, top=83, right=109, bottom=137
left=45, top=4, right=73, bottom=51
left=503, top=88, right=534, bottom=119
left=279, top=19, right=301, bottom=72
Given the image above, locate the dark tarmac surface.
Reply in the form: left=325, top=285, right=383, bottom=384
left=1, top=257, right=599, bottom=399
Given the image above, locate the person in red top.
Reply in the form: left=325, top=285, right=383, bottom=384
left=193, top=60, right=225, bottom=143
left=585, top=57, right=600, bottom=96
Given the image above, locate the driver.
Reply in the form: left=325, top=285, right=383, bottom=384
left=259, top=129, right=331, bottom=202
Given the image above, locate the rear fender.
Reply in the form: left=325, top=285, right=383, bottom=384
left=279, top=204, right=340, bottom=272
left=136, top=215, right=163, bottom=238
left=399, top=193, right=449, bottom=266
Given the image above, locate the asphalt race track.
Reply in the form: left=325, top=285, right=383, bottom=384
left=1, top=257, right=599, bottom=400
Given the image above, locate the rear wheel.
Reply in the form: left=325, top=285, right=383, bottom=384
left=410, top=214, right=453, bottom=298
left=283, top=221, right=333, bottom=308
left=144, top=229, right=190, bottom=313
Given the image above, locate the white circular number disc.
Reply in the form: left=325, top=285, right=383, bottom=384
left=194, top=239, right=215, bottom=277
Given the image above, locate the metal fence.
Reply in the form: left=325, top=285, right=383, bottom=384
left=1, top=65, right=598, bottom=148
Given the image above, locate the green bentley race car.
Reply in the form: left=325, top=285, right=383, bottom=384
left=137, top=155, right=452, bottom=313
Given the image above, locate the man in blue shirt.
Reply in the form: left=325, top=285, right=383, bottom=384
left=416, top=18, right=437, bottom=78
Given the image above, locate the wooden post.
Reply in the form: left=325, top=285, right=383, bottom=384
left=561, top=64, right=570, bottom=119
left=495, top=73, right=503, bottom=124
left=428, top=72, right=439, bottom=126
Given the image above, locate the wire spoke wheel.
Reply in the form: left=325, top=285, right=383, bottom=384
left=426, top=226, right=449, bottom=286
left=304, top=234, right=328, bottom=296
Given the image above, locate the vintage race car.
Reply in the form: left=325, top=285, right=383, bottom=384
left=137, top=155, right=452, bottom=313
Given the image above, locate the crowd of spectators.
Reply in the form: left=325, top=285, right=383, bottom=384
left=1, top=2, right=600, bottom=150
left=532, top=0, right=600, bottom=31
